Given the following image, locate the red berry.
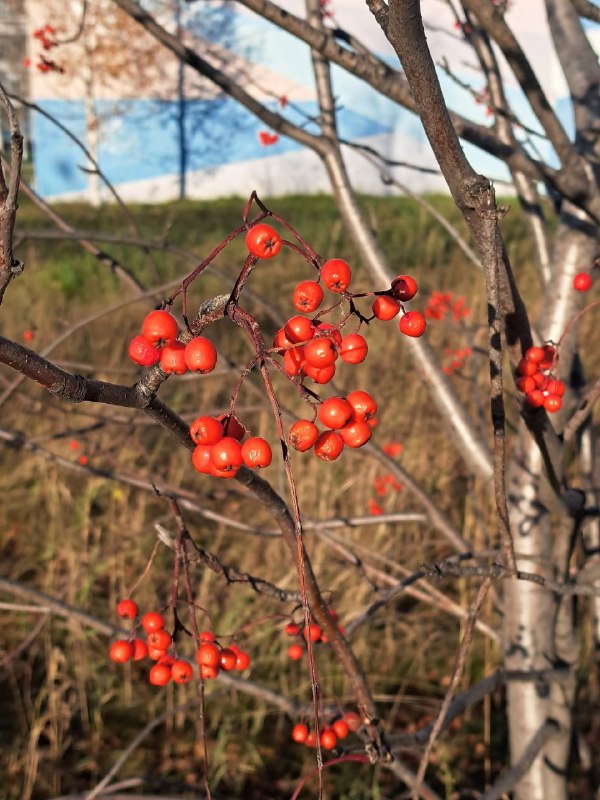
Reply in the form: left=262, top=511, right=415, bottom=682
left=142, top=612, right=165, bottom=633
left=200, top=663, right=220, bottom=679
left=284, top=621, right=300, bottom=636
left=525, top=390, right=545, bottom=408
left=288, top=643, right=304, bottom=661
left=283, top=346, right=306, bottom=376
left=517, top=358, right=539, bottom=377
left=116, top=598, right=138, bottom=619
left=199, top=630, right=216, bottom=643
left=303, top=362, right=335, bottom=384
left=234, top=650, right=251, bottom=670
left=128, top=335, right=160, bottom=367
left=148, top=645, right=168, bottom=661
left=293, top=280, right=324, bottom=312
left=219, top=648, right=238, bottom=671
left=318, top=397, right=354, bottom=429
left=142, top=310, right=179, bottom=347
left=245, top=223, right=282, bottom=259
left=191, top=444, right=213, bottom=474
left=339, top=333, right=368, bottom=364
left=196, top=642, right=221, bottom=668
left=160, top=341, right=187, bottom=374
left=346, top=390, right=377, bottom=421
left=292, top=723, right=309, bottom=743
left=391, top=274, right=418, bottom=301
left=285, top=315, right=315, bottom=344
left=544, top=394, right=562, bottom=413
left=314, top=430, right=344, bottom=461
left=210, top=437, right=243, bottom=476
left=304, top=336, right=338, bottom=368
left=573, top=272, right=592, bottom=292
left=132, top=638, right=148, bottom=661
left=241, top=437, right=272, bottom=469
left=273, top=327, right=293, bottom=353
left=344, top=712, right=362, bottom=732
left=372, top=295, right=400, bottom=320
left=149, top=663, right=172, bottom=686
left=332, top=719, right=349, bottom=739
left=190, top=416, right=223, bottom=446
left=320, top=728, right=337, bottom=750
left=339, top=420, right=372, bottom=448
left=399, top=311, right=426, bottom=337
left=516, top=376, right=536, bottom=394
left=304, top=623, right=322, bottom=642
left=218, top=414, right=246, bottom=441
left=546, top=379, right=565, bottom=397
left=320, top=258, right=352, bottom=292
left=305, top=730, right=317, bottom=747
left=109, top=640, right=134, bottom=663
left=147, top=629, right=172, bottom=650
left=525, top=346, right=545, bottom=364
left=315, top=322, right=342, bottom=346
left=289, top=420, right=320, bottom=452
left=184, top=337, right=218, bottom=373
left=171, top=660, right=193, bottom=684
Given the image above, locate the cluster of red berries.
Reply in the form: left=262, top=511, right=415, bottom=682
left=516, top=345, right=565, bottom=413
left=291, top=712, right=362, bottom=750
left=442, top=346, right=473, bottom=375
left=284, top=612, right=346, bottom=661
left=424, top=291, right=470, bottom=322
left=288, top=390, right=377, bottom=462
left=108, top=600, right=251, bottom=685
left=23, top=25, right=65, bottom=73
left=190, top=413, right=272, bottom=478
left=128, top=309, right=218, bottom=375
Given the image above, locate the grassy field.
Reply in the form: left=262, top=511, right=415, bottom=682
left=0, top=192, right=596, bottom=799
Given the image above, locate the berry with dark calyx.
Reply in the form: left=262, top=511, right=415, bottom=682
left=320, top=258, right=352, bottom=292
left=573, top=272, right=592, bottom=292
left=171, top=660, right=193, bottom=684
left=346, top=390, right=377, bottom=421
left=293, top=280, right=324, bottom=312
left=184, top=337, right=218, bottom=373
left=190, top=416, right=223, bottom=446
left=391, top=274, right=418, bottom=301
left=285, top=315, right=315, bottom=344
left=245, top=223, right=282, bottom=259
left=149, top=663, right=172, bottom=686
left=210, top=437, right=243, bottom=476
left=372, top=295, right=401, bottom=320
left=339, top=333, right=368, bottom=364
left=288, top=643, right=304, bottom=661
left=292, top=723, right=309, bottom=743
left=142, top=310, right=179, bottom=347
left=160, top=341, right=187, bottom=374
left=339, top=420, right=372, bottom=448
left=320, top=728, right=337, bottom=750
left=200, top=664, right=220, bottom=679
left=142, top=612, right=165, bottom=633
left=241, top=437, right=272, bottom=469
left=147, top=629, right=172, bottom=650
left=304, top=336, right=337, bottom=369
left=289, top=420, right=320, bottom=452
left=318, top=397, right=354, bottom=429
left=128, top=335, right=160, bottom=367
left=116, top=598, right=139, bottom=619
left=314, top=430, right=344, bottom=461
left=332, top=719, right=349, bottom=739
left=399, top=311, right=426, bottom=338
left=109, top=640, right=134, bottom=663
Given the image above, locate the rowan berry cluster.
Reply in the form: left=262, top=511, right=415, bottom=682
left=190, top=413, right=272, bottom=478
left=129, top=309, right=218, bottom=374
left=284, top=612, right=346, bottom=661
left=516, top=344, right=565, bottom=413
left=108, top=599, right=251, bottom=686
left=291, top=711, right=362, bottom=750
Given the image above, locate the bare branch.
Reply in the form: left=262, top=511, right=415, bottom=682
left=0, top=82, right=23, bottom=306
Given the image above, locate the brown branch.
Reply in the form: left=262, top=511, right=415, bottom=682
left=155, top=523, right=301, bottom=602
left=571, top=0, right=600, bottom=23
left=0, top=83, right=23, bottom=306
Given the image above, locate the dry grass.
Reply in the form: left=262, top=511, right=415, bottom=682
left=0, top=193, right=596, bottom=798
